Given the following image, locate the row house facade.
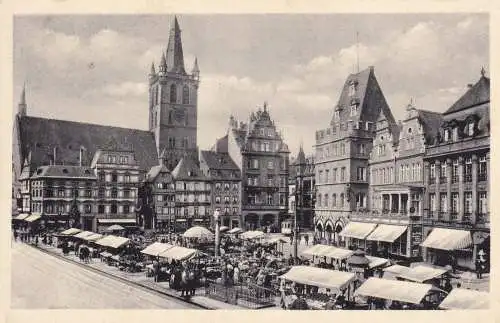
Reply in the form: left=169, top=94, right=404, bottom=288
left=214, top=105, right=290, bottom=230
left=422, top=70, right=490, bottom=271
left=199, top=150, right=242, bottom=229
left=314, top=66, right=395, bottom=245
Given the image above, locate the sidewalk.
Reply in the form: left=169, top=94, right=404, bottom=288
left=34, top=243, right=244, bottom=310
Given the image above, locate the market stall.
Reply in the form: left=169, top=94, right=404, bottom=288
left=279, top=265, right=358, bottom=309
left=397, top=265, right=449, bottom=285
left=438, top=288, right=489, bottom=310
left=382, top=265, right=411, bottom=280
left=60, top=228, right=82, bottom=236
left=227, top=227, right=242, bottom=235
left=240, top=230, right=265, bottom=240
left=158, top=245, right=199, bottom=262
left=354, top=277, right=447, bottom=309
left=141, top=242, right=174, bottom=257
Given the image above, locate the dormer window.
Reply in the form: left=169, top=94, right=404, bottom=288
left=350, top=104, right=359, bottom=116
left=467, top=122, right=475, bottom=136
left=349, top=80, right=358, bottom=96
left=452, top=127, right=459, bottom=142
left=444, top=129, right=450, bottom=142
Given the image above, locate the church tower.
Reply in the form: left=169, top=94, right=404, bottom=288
left=148, top=16, right=200, bottom=170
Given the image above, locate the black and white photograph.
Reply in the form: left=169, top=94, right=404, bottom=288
left=9, top=11, right=490, bottom=311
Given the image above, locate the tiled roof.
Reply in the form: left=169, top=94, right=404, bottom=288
left=31, top=165, right=97, bottom=179
left=417, top=110, right=444, bottom=145
left=18, top=116, right=158, bottom=172
left=145, top=164, right=171, bottom=182
left=446, top=76, right=490, bottom=114
left=214, top=135, right=229, bottom=153
left=172, top=156, right=208, bottom=181
left=200, top=151, right=239, bottom=171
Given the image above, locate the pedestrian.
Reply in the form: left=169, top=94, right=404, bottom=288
left=476, top=259, right=483, bottom=279
left=304, top=234, right=309, bottom=246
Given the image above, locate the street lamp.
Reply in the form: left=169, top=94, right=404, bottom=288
left=214, top=209, right=220, bottom=258
left=293, top=176, right=301, bottom=263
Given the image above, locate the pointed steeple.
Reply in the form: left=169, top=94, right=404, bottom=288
left=159, top=52, right=167, bottom=75
left=166, top=16, right=186, bottom=74
left=480, top=66, right=486, bottom=77
left=297, top=144, right=306, bottom=165
left=191, top=57, right=199, bottom=77
left=150, top=62, right=156, bottom=75
left=18, top=83, right=27, bottom=117
left=159, top=148, right=167, bottom=166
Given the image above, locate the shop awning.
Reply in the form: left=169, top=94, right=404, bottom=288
left=366, top=224, right=407, bottom=242
left=14, top=213, right=30, bottom=220
left=193, top=218, right=205, bottom=222
left=339, top=222, right=377, bottom=239
left=96, top=235, right=130, bottom=249
left=158, top=246, right=198, bottom=261
left=24, top=214, right=42, bottom=223
left=397, top=265, right=449, bottom=283
left=83, top=233, right=103, bottom=242
left=383, top=265, right=411, bottom=276
left=60, top=228, right=82, bottom=236
left=141, top=242, right=174, bottom=257
left=73, top=231, right=95, bottom=239
left=301, top=244, right=331, bottom=257
left=228, top=227, right=242, bottom=234
left=280, top=266, right=356, bottom=292
left=355, top=277, right=436, bottom=304
left=97, top=218, right=136, bottom=224
left=176, top=219, right=187, bottom=222
left=323, top=247, right=354, bottom=260
left=439, top=288, right=490, bottom=310
left=420, top=228, right=472, bottom=251
left=366, top=256, right=390, bottom=269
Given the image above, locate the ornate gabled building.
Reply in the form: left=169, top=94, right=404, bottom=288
left=422, top=69, right=490, bottom=271
left=314, top=66, right=395, bottom=245
left=199, top=150, right=242, bottom=229
left=214, top=104, right=290, bottom=230
left=12, top=16, right=200, bottom=233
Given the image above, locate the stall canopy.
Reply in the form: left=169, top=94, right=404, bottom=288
left=228, top=227, right=242, bottom=234
left=60, top=228, right=82, bottom=236
left=83, top=233, right=103, bottom=242
left=366, top=224, right=407, bottom=242
left=98, top=219, right=137, bottom=225
left=158, top=246, right=198, bottom=261
left=420, top=228, right=472, bottom=251
left=355, top=277, right=437, bottom=304
left=141, top=242, right=174, bottom=257
left=397, top=265, right=449, bottom=283
left=24, top=214, right=42, bottom=223
left=280, top=266, right=356, bottom=292
left=14, top=213, right=30, bottom=220
left=266, top=237, right=288, bottom=244
left=383, top=265, right=411, bottom=276
left=439, top=289, right=490, bottom=310
left=96, top=235, right=130, bottom=249
left=183, top=226, right=214, bottom=239
left=106, top=224, right=126, bottom=232
left=240, top=230, right=265, bottom=240
left=339, top=222, right=377, bottom=240
left=301, top=244, right=331, bottom=257
left=73, top=231, right=95, bottom=240
left=324, top=247, right=354, bottom=260
left=366, top=256, right=390, bottom=269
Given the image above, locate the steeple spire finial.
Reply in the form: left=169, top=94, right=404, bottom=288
left=18, top=82, right=27, bottom=117
left=150, top=62, right=156, bottom=75
left=481, top=66, right=486, bottom=77
left=159, top=52, right=167, bottom=74
left=263, top=101, right=268, bottom=112
left=192, top=57, right=199, bottom=75
left=166, top=15, right=186, bottom=74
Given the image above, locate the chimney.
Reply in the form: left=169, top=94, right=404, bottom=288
left=79, top=148, right=83, bottom=167
left=53, top=147, right=57, bottom=165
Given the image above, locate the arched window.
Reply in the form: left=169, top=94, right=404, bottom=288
left=324, top=194, right=329, bottom=207
left=170, top=84, right=177, bottom=103
left=182, top=85, right=189, bottom=104
left=332, top=194, right=337, bottom=207
left=317, top=194, right=322, bottom=207
left=111, top=203, right=117, bottom=214
left=340, top=193, right=345, bottom=207
left=111, top=188, right=118, bottom=199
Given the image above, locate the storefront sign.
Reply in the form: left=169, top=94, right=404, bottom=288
left=410, top=225, right=423, bottom=257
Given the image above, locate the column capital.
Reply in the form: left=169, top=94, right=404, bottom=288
left=472, top=154, right=478, bottom=162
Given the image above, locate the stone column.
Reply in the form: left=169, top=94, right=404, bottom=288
left=458, top=156, right=464, bottom=222
left=471, top=154, right=478, bottom=224
left=446, top=158, right=452, bottom=222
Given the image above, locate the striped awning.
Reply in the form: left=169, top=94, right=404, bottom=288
left=339, top=222, right=377, bottom=239
left=420, top=228, right=472, bottom=251
left=366, top=224, right=407, bottom=242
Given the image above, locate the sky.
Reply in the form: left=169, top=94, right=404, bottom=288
left=13, top=14, right=489, bottom=157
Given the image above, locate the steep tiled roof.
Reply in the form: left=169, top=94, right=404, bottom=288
left=214, top=134, right=229, bottom=153
left=31, top=165, right=96, bottom=179
left=200, top=151, right=239, bottom=171
left=172, top=156, right=208, bottom=181
left=445, top=76, right=490, bottom=114
left=18, top=116, right=158, bottom=172
left=417, top=110, right=444, bottom=145
left=145, top=164, right=171, bottom=182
